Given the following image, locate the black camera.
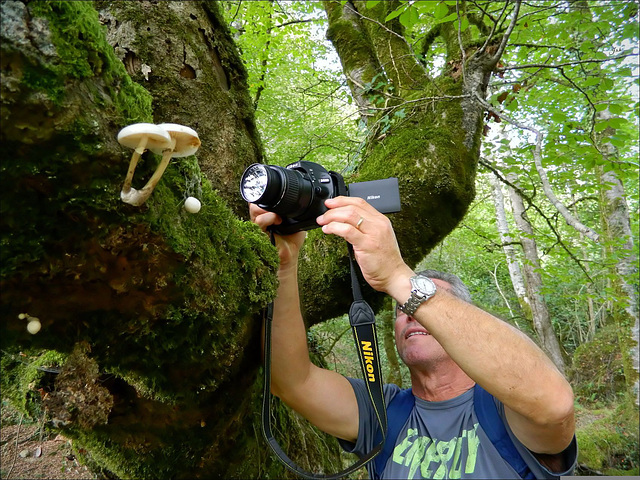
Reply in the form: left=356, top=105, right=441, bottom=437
left=240, top=161, right=401, bottom=235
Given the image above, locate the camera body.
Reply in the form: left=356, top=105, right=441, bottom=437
left=240, top=161, right=401, bottom=235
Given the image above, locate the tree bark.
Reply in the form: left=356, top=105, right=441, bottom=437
left=506, top=174, right=567, bottom=375
left=490, top=172, right=529, bottom=321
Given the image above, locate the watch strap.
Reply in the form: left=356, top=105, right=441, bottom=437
left=399, top=275, right=435, bottom=316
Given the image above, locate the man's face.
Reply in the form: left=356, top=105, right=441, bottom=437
left=393, top=279, right=450, bottom=368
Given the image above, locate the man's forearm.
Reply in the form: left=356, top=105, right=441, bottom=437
left=269, top=262, right=314, bottom=399
left=412, top=288, right=574, bottom=452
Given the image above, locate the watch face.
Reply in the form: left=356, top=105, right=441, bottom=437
left=413, top=276, right=436, bottom=296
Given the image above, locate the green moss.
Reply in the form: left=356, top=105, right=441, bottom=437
left=570, top=324, right=627, bottom=405
left=0, top=2, right=282, bottom=478
left=26, top=1, right=151, bottom=123
left=576, top=400, right=639, bottom=475
left=0, top=348, right=67, bottom=418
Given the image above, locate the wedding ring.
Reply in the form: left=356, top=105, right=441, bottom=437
left=356, top=217, right=364, bottom=230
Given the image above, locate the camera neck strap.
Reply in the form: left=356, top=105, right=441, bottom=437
left=261, top=237, right=387, bottom=479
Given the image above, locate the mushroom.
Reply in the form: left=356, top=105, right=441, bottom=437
left=117, top=123, right=172, bottom=205
left=184, top=196, right=202, bottom=214
left=26, top=317, right=41, bottom=334
left=123, top=123, right=201, bottom=206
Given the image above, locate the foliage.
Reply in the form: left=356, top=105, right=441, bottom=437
left=221, top=1, right=360, bottom=170
left=576, top=399, right=639, bottom=476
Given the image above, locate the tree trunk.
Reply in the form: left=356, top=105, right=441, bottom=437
left=595, top=109, right=639, bottom=404
left=490, top=172, right=530, bottom=322
left=380, top=309, right=403, bottom=387
left=0, top=1, right=341, bottom=478
left=570, top=0, right=638, bottom=404
left=298, top=0, right=517, bottom=325
left=506, top=174, right=567, bottom=375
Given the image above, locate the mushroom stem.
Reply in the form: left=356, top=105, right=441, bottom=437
left=121, top=136, right=149, bottom=194
left=120, top=187, right=146, bottom=206
left=141, top=147, right=175, bottom=192
left=125, top=139, right=176, bottom=206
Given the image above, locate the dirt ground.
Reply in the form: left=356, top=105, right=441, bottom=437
left=1, top=406, right=96, bottom=480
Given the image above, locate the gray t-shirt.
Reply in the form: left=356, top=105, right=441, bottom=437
left=340, top=378, right=577, bottom=479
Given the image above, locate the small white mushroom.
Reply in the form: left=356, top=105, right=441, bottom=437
left=123, top=123, right=201, bottom=206
left=27, top=318, right=41, bottom=334
left=117, top=123, right=172, bottom=205
left=184, top=196, right=201, bottom=213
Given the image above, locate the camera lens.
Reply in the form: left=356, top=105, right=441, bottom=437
left=240, top=164, right=269, bottom=202
left=240, top=163, right=313, bottom=218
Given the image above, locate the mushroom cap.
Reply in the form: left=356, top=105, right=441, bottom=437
left=150, top=123, right=201, bottom=157
left=184, top=196, right=202, bottom=213
left=27, top=319, right=41, bottom=334
left=117, top=123, right=172, bottom=150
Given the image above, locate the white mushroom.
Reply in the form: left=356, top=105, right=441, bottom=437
left=184, top=196, right=201, bottom=214
left=117, top=123, right=172, bottom=205
left=27, top=317, right=41, bottom=334
left=122, top=123, right=201, bottom=206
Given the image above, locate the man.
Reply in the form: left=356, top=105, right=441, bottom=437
left=250, top=196, right=577, bottom=479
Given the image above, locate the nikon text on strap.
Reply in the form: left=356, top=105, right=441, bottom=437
left=261, top=238, right=387, bottom=479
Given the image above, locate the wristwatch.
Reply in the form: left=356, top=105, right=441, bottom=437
left=398, top=274, right=437, bottom=316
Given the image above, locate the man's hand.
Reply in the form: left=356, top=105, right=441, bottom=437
left=249, top=203, right=306, bottom=271
left=316, top=196, right=414, bottom=299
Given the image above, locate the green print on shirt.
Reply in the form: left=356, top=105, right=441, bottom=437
left=391, top=423, right=480, bottom=479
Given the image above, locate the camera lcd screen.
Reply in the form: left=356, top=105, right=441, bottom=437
left=348, top=178, right=401, bottom=214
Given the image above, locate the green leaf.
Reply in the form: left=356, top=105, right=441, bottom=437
left=608, top=117, right=628, bottom=129
left=609, top=136, right=627, bottom=148
left=505, top=98, right=519, bottom=112
left=551, top=111, right=568, bottom=123
left=434, top=2, right=448, bottom=20
left=436, top=12, right=459, bottom=24
left=459, top=16, right=469, bottom=31
left=608, top=103, right=624, bottom=115
left=580, top=40, right=594, bottom=52
left=583, top=155, right=596, bottom=169
left=399, top=6, right=419, bottom=29
left=366, top=0, right=381, bottom=8
left=583, top=77, right=601, bottom=87
left=385, top=6, right=405, bottom=22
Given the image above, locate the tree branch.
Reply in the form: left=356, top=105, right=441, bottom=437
left=490, top=0, right=522, bottom=64
left=345, top=2, right=407, bottom=43
left=497, top=53, right=638, bottom=71
left=479, top=160, right=595, bottom=283
left=476, top=1, right=509, bottom=56
left=419, top=24, right=441, bottom=61
left=476, top=93, right=601, bottom=243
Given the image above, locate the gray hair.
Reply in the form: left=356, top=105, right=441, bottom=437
left=417, top=269, right=472, bottom=304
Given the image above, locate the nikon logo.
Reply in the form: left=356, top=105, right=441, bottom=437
left=361, top=341, right=375, bottom=382
left=367, top=195, right=381, bottom=200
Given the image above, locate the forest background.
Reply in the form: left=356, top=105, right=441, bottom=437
left=0, top=0, right=638, bottom=478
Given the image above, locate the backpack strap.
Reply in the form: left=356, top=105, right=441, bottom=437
left=371, top=388, right=415, bottom=479
left=473, top=384, right=536, bottom=479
